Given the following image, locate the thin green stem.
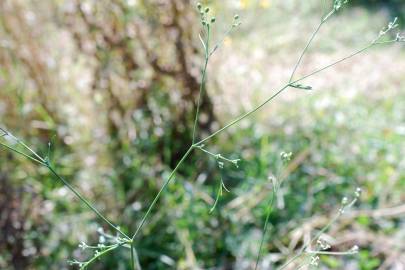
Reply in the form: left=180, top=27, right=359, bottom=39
left=16, top=139, right=46, bottom=163
left=5, top=131, right=46, bottom=163
left=289, top=8, right=335, bottom=83
left=210, top=25, right=235, bottom=57
left=255, top=159, right=285, bottom=269
left=277, top=214, right=340, bottom=270
left=292, top=43, right=375, bottom=85
left=1, top=134, right=129, bottom=239
left=47, top=166, right=130, bottom=239
left=130, top=244, right=142, bottom=270
left=195, top=146, right=239, bottom=167
left=80, top=244, right=120, bottom=270
left=197, top=85, right=289, bottom=146
left=277, top=198, right=358, bottom=270
left=306, top=250, right=357, bottom=256
left=131, top=146, right=194, bottom=242
left=197, top=40, right=384, bottom=147
left=209, top=180, right=223, bottom=213
left=0, top=142, right=46, bottom=165
left=289, top=18, right=326, bottom=83
left=192, top=25, right=210, bottom=144
left=130, top=245, right=135, bottom=270
left=254, top=189, right=275, bottom=270
left=0, top=6, right=399, bottom=268
left=255, top=16, right=333, bottom=267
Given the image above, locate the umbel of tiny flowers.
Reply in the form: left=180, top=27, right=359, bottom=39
left=310, top=255, right=320, bottom=266
left=2, top=1, right=405, bottom=269
left=196, top=2, right=241, bottom=57
left=396, top=32, right=405, bottom=42
left=333, top=0, right=349, bottom=11
left=197, top=3, right=214, bottom=27
left=373, top=17, right=405, bottom=45
left=316, top=238, right=331, bottom=251
left=69, top=227, right=132, bottom=270
left=232, top=14, right=241, bottom=28
left=280, top=151, right=293, bottom=163
left=193, top=3, right=242, bottom=214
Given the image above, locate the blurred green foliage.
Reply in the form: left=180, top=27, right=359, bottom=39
left=355, top=0, right=405, bottom=22
left=0, top=0, right=404, bottom=269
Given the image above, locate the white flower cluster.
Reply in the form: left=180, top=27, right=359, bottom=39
left=333, top=0, right=349, bottom=11
left=197, top=3, right=216, bottom=26
left=280, top=151, right=293, bottom=163
left=396, top=32, right=405, bottom=42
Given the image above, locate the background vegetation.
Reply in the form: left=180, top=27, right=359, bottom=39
left=0, top=0, right=404, bottom=269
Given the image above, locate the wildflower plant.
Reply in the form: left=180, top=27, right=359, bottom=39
left=1, top=1, right=404, bottom=269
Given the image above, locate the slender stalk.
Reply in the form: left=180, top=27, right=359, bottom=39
left=47, top=165, right=130, bottom=239
left=0, top=34, right=389, bottom=269
left=0, top=4, right=400, bottom=268
left=305, top=250, right=357, bottom=256
left=80, top=244, right=120, bottom=270
left=130, top=245, right=135, bottom=270
left=254, top=189, right=275, bottom=270
left=195, top=146, right=239, bottom=166
left=0, top=142, right=46, bottom=165
left=130, top=245, right=142, bottom=270
left=277, top=199, right=354, bottom=270
left=292, top=43, right=375, bottom=85
left=131, top=146, right=194, bottom=241
left=289, top=17, right=327, bottom=83
left=192, top=25, right=210, bottom=144
left=196, top=85, right=289, bottom=146
left=6, top=131, right=46, bottom=163
left=255, top=13, right=331, bottom=268
left=255, top=158, right=286, bottom=269
left=0, top=136, right=129, bottom=239
left=197, top=40, right=385, bottom=147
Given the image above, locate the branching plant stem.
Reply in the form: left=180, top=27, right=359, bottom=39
left=192, top=25, right=210, bottom=145
left=0, top=2, right=402, bottom=269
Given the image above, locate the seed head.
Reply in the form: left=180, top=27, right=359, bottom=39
left=280, top=151, right=293, bottom=162
left=350, top=245, right=359, bottom=253
left=317, top=238, right=331, bottom=250
left=79, top=241, right=88, bottom=250
left=310, top=256, right=320, bottom=266
left=355, top=187, right=362, bottom=198
left=341, top=197, right=348, bottom=205
left=334, top=0, right=349, bottom=11
left=395, top=32, right=405, bottom=42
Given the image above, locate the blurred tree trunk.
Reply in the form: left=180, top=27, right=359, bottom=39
left=0, top=1, right=61, bottom=126
left=64, top=0, right=215, bottom=175
left=0, top=0, right=217, bottom=266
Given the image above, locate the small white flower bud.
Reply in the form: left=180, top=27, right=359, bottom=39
left=341, top=197, right=348, bottom=205
left=79, top=241, right=87, bottom=250
left=310, top=256, right=320, bottom=266
left=350, top=245, right=359, bottom=253
left=355, top=187, right=362, bottom=198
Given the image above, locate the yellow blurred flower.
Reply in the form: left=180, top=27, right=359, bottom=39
left=240, top=0, right=270, bottom=9
left=240, top=0, right=250, bottom=9
left=224, top=36, right=232, bottom=47
left=259, top=0, right=271, bottom=9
